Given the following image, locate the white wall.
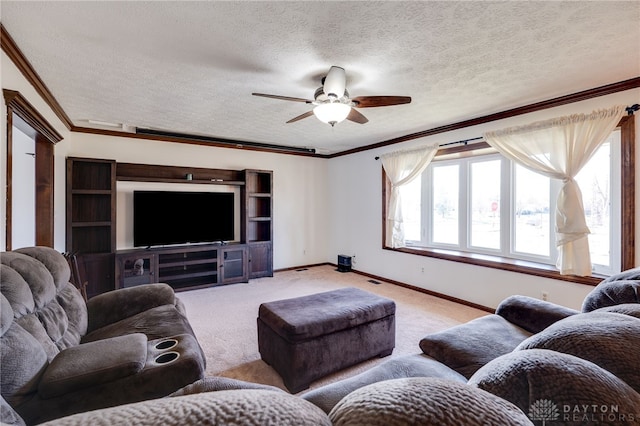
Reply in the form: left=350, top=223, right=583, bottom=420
left=327, top=89, right=640, bottom=310
left=67, top=133, right=329, bottom=270
left=10, top=126, right=35, bottom=249
left=3, top=47, right=639, bottom=310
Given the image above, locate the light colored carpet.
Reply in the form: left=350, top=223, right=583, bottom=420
left=177, top=265, right=487, bottom=394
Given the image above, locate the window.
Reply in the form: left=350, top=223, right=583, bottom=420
left=396, top=127, right=626, bottom=277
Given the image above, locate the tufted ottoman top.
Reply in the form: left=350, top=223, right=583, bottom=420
left=258, top=287, right=395, bottom=341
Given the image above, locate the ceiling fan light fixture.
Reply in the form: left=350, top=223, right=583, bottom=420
left=313, top=102, right=351, bottom=126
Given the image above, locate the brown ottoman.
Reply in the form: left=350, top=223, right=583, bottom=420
left=257, top=287, right=396, bottom=393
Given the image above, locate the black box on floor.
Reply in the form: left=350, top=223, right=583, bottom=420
left=337, top=255, right=352, bottom=272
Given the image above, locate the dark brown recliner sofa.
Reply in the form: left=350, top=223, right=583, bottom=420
left=0, top=246, right=206, bottom=425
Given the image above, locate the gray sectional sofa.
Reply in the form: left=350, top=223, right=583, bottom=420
left=2, top=246, right=639, bottom=425
left=0, top=247, right=206, bottom=425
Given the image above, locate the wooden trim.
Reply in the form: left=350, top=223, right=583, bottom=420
left=3, top=90, right=63, bottom=144
left=350, top=267, right=494, bottom=313
left=620, top=114, right=635, bottom=270
left=72, top=126, right=327, bottom=158
left=390, top=246, right=602, bottom=286
left=275, top=262, right=495, bottom=312
left=5, top=111, right=13, bottom=250
left=0, top=25, right=73, bottom=130
left=35, top=137, right=54, bottom=246
left=116, top=162, right=245, bottom=184
left=274, top=262, right=333, bottom=273
left=380, top=114, right=635, bottom=282
left=330, top=77, right=640, bottom=158
left=4, top=90, right=62, bottom=250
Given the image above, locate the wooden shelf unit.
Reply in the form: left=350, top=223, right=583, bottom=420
left=67, top=158, right=273, bottom=294
left=243, top=170, right=273, bottom=278
left=66, top=157, right=116, bottom=297
left=116, top=243, right=248, bottom=292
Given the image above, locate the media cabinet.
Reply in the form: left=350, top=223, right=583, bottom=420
left=66, top=157, right=273, bottom=297
left=115, top=243, right=248, bottom=291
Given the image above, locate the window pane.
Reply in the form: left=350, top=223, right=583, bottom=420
left=576, top=140, right=612, bottom=268
left=514, top=165, right=550, bottom=256
left=432, top=164, right=459, bottom=245
left=400, top=177, right=421, bottom=241
left=470, top=160, right=501, bottom=249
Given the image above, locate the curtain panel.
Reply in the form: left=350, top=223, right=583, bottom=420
left=483, top=105, right=625, bottom=276
left=381, top=144, right=439, bottom=248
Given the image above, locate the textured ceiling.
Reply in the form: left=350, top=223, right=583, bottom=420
left=2, top=1, right=639, bottom=155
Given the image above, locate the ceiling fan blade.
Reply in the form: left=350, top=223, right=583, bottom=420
left=252, top=93, right=313, bottom=103
left=346, top=108, right=368, bottom=124
left=323, top=66, right=346, bottom=98
left=351, top=96, right=412, bottom=108
left=286, top=110, right=315, bottom=123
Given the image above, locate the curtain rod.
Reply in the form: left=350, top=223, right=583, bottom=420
left=375, top=103, right=639, bottom=160
left=374, top=136, right=483, bottom=160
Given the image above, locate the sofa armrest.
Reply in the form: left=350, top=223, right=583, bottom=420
left=39, top=333, right=147, bottom=399
left=86, top=284, right=176, bottom=332
left=495, top=295, right=579, bottom=334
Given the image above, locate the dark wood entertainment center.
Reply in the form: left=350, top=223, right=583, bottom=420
left=66, top=157, right=273, bottom=297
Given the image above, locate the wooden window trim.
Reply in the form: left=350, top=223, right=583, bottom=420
left=382, top=115, right=635, bottom=286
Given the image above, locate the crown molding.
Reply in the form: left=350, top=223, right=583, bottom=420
left=3, top=24, right=638, bottom=159
left=329, top=76, right=640, bottom=158
left=1, top=24, right=73, bottom=130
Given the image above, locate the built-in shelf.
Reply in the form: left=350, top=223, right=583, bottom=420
left=67, top=158, right=274, bottom=296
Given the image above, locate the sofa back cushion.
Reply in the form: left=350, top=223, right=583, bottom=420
left=0, top=248, right=88, bottom=406
left=515, top=312, right=640, bottom=393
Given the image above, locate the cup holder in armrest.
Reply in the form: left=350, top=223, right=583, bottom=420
left=154, top=339, right=179, bottom=350
left=154, top=351, right=180, bottom=364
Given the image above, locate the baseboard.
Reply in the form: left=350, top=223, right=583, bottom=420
left=274, top=262, right=333, bottom=273
left=275, top=262, right=494, bottom=313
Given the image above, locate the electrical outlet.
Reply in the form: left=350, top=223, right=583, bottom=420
left=542, top=291, right=549, bottom=301
left=352, top=254, right=356, bottom=265
left=421, top=267, right=425, bottom=273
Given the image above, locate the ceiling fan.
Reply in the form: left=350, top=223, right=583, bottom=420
left=252, top=66, right=411, bottom=127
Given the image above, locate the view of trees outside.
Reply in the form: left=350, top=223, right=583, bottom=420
left=470, top=159, right=501, bottom=249
left=514, top=164, right=550, bottom=256
left=432, top=164, right=459, bottom=244
left=576, top=140, right=612, bottom=267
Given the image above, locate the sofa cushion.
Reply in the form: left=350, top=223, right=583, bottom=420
left=328, top=377, right=532, bottom=426
left=170, top=377, right=284, bottom=396
left=39, top=333, right=147, bottom=399
left=582, top=279, right=640, bottom=312
left=495, top=295, right=578, bottom=334
left=302, top=354, right=465, bottom=414
left=592, top=303, right=640, bottom=319
left=515, top=311, right=640, bottom=393
left=419, top=314, right=532, bottom=379
left=0, top=395, right=25, bottom=426
left=82, top=304, right=198, bottom=344
left=469, top=349, right=640, bottom=418
left=86, top=284, right=177, bottom=333
left=38, top=390, right=331, bottom=426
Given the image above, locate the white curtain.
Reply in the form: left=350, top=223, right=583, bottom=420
left=483, top=105, right=625, bottom=276
left=380, top=144, right=439, bottom=248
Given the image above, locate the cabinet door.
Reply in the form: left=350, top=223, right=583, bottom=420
left=116, top=253, right=158, bottom=289
left=220, top=246, right=248, bottom=284
left=248, top=242, right=273, bottom=278
left=79, top=253, right=115, bottom=299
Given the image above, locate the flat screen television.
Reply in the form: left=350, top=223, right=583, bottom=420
left=133, top=190, right=234, bottom=247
